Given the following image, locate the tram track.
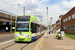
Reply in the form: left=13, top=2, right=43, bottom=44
left=1, top=32, right=46, bottom=50
left=1, top=42, right=30, bottom=50
left=1, top=43, right=17, bottom=50
left=20, top=43, right=29, bottom=50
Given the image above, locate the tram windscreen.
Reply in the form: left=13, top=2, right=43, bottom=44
left=16, top=16, right=30, bottom=31
left=16, top=23, right=29, bottom=31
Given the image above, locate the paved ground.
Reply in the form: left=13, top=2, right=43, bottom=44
left=40, top=33, right=75, bottom=50
left=0, top=31, right=75, bottom=50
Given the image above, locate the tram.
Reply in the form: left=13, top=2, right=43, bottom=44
left=14, top=15, right=46, bottom=42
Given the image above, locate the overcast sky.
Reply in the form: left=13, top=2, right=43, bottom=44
left=0, top=0, right=75, bottom=26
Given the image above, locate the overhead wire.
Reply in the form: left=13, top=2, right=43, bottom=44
left=1, top=0, right=21, bottom=15
left=1, top=0, right=42, bottom=16
left=1, top=0, right=9, bottom=5
left=27, top=0, right=43, bottom=19
left=28, top=0, right=41, bottom=14
left=28, top=0, right=43, bottom=21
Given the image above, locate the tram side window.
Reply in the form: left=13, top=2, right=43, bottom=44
left=31, top=23, right=36, bottom=33
left=40, top=26, right=42, bottom=32
left=40, top=26, right=44, bottom=31
left=31, top=23, right=41, bottom=33
left=36, top=24, right=40, bottom=32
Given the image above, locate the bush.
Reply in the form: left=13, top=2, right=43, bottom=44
left=61, top=29, right=63, bottom=31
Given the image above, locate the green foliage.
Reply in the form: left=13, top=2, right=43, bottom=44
left=53, top=28, right=56, bottom=30
left=61, top=29, right=63, bottom=31
left=65, top=32, right=75, bottom=40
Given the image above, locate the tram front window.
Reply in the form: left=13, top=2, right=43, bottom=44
left=16, top=23, right=29, bottom=31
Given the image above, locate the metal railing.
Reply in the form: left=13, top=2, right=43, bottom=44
left=0, top=9, right=17, bottom=17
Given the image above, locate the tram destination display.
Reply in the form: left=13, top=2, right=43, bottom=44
left=17, top=16, right=30, bottom=21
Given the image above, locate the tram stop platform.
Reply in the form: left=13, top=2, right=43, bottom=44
left=40, top=31, right=75, bottom=50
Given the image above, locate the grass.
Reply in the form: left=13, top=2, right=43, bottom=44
left=65, top=32, right=75, bottom=40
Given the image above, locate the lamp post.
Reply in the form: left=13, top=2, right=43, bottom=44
left=47, top=7, right=49, bottom=38
left=10, top=4, right=20, bottom=34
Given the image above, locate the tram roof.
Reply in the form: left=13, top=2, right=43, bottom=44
left=30, top=15, right=46, bottom=27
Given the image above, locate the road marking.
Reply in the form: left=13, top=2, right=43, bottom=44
left=34, top=31, right=47, bottom=50
left=34, top=36, right=43, bottom=50
left=0, top=39, right=14, bottom=45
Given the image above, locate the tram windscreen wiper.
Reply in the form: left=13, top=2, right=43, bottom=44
left=16, top=23, right=29, bottom=31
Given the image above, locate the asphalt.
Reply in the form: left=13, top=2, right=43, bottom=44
left=0, top=32, right=14, bottom=38
left=0, top=35, right=14, bottom=43
left=0, top=32, right=14, bottom=43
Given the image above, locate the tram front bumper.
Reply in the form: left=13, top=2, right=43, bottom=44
left=15, top=37, right=31, bottom=42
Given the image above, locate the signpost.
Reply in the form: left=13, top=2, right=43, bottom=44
left=9, top=23, right=12, bottom=25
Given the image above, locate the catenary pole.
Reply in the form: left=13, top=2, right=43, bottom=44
left=47, top=7, right=49, bottom=38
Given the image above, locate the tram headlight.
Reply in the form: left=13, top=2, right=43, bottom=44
left=15, top=34, right=18, bottom=37
left=26, top=34, right=30, bottom=38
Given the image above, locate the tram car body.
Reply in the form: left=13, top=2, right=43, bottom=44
left=14, top=15, right=46, bottom=42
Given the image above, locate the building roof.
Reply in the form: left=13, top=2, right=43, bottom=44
left=59, top=15, right=64, bottom=18
left=62, top=7, right=75, bottom=18
left=52, top=24, right=56, bottom=26
left=56, top=20, right=59, bottom=23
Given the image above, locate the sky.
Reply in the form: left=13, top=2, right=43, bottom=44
left=0, top=0, right=75, bottom=26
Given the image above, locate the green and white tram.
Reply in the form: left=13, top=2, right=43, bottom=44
left=15, top=15, right=46, bottom=42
